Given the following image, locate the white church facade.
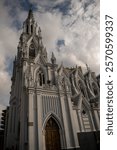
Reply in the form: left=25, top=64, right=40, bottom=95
left=5, top=10, right=100, bottom=150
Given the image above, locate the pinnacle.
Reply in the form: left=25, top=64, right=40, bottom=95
left=52, top=52, right=55, bottom=58
left=86, top=63, right=90, bottom=72
left=28, top=8, right=34, bottom=21
left=51, top=52, right=56, bottom=64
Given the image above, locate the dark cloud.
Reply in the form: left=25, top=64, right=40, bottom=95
left=53, top=0, right=71, bottom=15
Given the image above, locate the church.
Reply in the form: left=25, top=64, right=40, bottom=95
left=5, top=9, right=100, bottom=150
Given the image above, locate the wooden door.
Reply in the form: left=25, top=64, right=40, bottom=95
left=45, top=118, right=61, bottom=150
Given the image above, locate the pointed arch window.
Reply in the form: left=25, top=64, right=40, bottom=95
left=39, top=73, right=42, bottom=86
left=39, top=72, right=45, bottom=86
left=31, top=25, right=33, bottom=33
left=26, top=25, right=29, bottom=33
left=36, top=69, right=45, bottom=86
left=42, top=74, right=45, bottom=84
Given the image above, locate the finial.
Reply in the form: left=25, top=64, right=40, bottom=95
left=51, top=52, right=56, bottom=64
left=38, top=27, right=41, bottom=32
left=86, top=63, right=90, bottom=71
left=28, top=6, right=34, bottom=20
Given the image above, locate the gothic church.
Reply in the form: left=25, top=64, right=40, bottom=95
left=5, top=10, right=100, bottom=150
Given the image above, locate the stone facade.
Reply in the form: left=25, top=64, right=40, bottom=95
left=6, top=10, right=100, bottom=150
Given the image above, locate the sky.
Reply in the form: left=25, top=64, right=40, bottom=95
left=0, top=0, right=100, bottom=107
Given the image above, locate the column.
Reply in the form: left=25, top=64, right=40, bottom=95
left=72, top=109, right=80, bottom=147
left=42, top=130, right=46, bottom=150
left=89, top=111, right=96, bottom=131
left=73, top=109, right=80, bottom=132
left=28, top=89, right=35, bottom=150
left=77, top=109, right=85, bottom=132
left=37, top=93, right=43, bottom=150
left=48, top=66, right=51, bottom=81
left=93, top=109, right=100, bottom=130
left=59, top=95, right=73, bottom=148
left=67, top=95, right=80, bottom=148
left=33, top=92, right=39, bottom=150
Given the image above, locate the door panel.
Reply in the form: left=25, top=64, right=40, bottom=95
left=45, top=118, right=61, bottom=150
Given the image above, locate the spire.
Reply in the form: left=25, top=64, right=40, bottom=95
left=22, top=9, right=38, bottom=35
left=27, top=8, right=34, bottom=21
left=51, top=52, right=56, bottom=64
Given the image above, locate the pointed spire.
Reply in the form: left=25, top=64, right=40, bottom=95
left=51, top=52, right=56, bottom=64
left=28, top=8, right=34, bottom=21
left=86, top=63, right=90, bottom=72
left=22, top=8, right=38, bottom=35
left=75, top=65, right=78, bottom=77
left=58, top=62, right=64, bottom=75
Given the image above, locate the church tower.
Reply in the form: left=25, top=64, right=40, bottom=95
left=6, top=10, right=100, bottom=150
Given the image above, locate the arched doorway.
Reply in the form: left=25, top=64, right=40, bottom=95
left=45, top=118, right=61, bottom=150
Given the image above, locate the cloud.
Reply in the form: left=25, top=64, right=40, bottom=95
left=0, top=0, right=100, bottom=106
left=0, top=1, right=20, bottom=106
left=35, top=11, right=64, bottom=51
left=33, top=0, right=100, bottom=73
